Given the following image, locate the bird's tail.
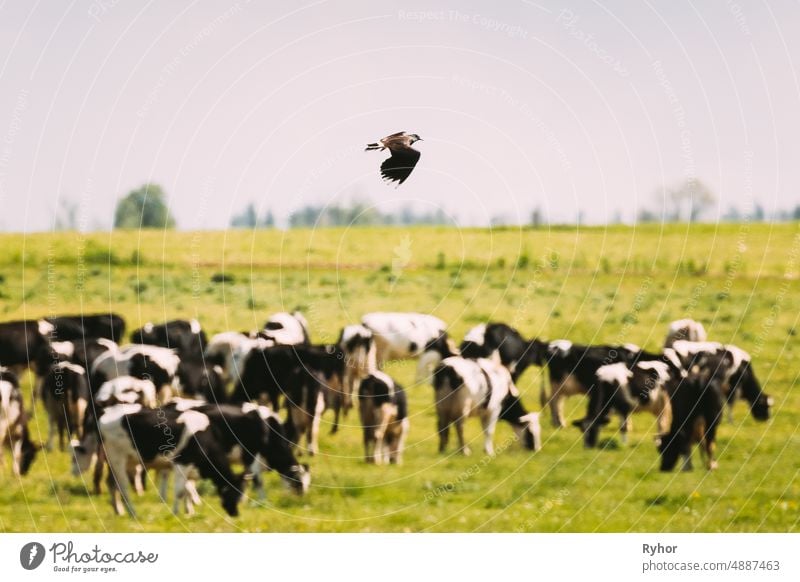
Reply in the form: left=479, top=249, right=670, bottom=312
left=365, top=142, right=383, bottom=151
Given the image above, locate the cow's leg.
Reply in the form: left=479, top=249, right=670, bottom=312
left=172, top=464, right=191, bottom=515
left=437, top=417, right=450, bottom=454
left=107, top=458, right=134, bottom=517
left=551, top=392, right=566, bottom=429
left=391, top=418, right=410, bottom=465
left=681, top=453, right=694, bottom=472
left=620, top=415, right=631, bottom=445
left=374, top=404, right=393, bottom=465
left=133, top=465, right=145, bottom=496
left=480, top=411, right=498, bottom=456
left=11, top=438, right=23, bottom=476
left=157, top=469, right=170, bottom=502
left=309, top=391, right=325, bottom=456
left=455, top=417, right=470, bottom=456
left=654, top=394, right=672, bottom=447
left=93, top=449, right=105, bottom=495
left=363, top=424, right=375, bottom=463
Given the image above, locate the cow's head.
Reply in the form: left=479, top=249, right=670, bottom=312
left=525, top=338, right=549, bottom=367
left=18, top=425, right=39, bottom=475
left=658, top=430, right=686, bottom=472
left=219, top=474, right=245, bottom=517
left=281, top=463, right=311, bottom=495
left=499, top=394, right=542, bottom=451
left=735, top=362, right=771, bottom=421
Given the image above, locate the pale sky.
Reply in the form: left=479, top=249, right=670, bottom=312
left=1, top=0, right=798, bottom=231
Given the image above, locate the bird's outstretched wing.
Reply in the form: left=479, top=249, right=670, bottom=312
left=380, top=148, right=421, bottom=185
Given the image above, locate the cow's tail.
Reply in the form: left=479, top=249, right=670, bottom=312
left=432, top=362, right=457, bottom=392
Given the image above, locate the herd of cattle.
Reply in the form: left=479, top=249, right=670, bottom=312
left=0, top=312, right=773, bottom=518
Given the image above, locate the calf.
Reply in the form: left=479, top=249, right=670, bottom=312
left=362, top=312, right=458, bottom=385
left=0, top=368, right=38, bottom=475
left=41, top=362, right=90, bottom=451
left=664, top=318, right=707, bottom=348
left=131, top=319, right=207, bottom=360
left=261, top=311, right=311, bottom=345
left=541, top=340, right=642, bottom=428
left=460, top=322, right=547, bottom=381
left=433, top=357, right=542, bottom=455
left=45, top=313, right=126, bottom=342
left=358, top=371, right=410, bottom=464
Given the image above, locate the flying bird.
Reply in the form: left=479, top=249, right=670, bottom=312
left=365, top=131, right=423, bottom=186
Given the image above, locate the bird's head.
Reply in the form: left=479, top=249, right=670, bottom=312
left=410, top=134, right=423, bottom=143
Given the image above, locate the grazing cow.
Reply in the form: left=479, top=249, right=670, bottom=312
left=72, top=376, right=159, bottom=495
left=45, top=313, right=126, bottom=342
left=41, top=362, right=90, bottom=451
left=541, top=340, right=643, bottom=428
left=0, top=368, right=38, bottom=475
left=185, top=402, right=311, bottom=499
left=337, top=324, right=377, bottom=413
left=358, top=371, right=409, bottom=464
left=0, top=320, right=54, bottom=381
left=231, top=343, right=344, bottom=409
left=460, top=322, right=548, bottom=381
left=573, top=354, right=683, bottom=448
left=204, top=331, right=272, bottom=387
left=671, top=340, right=772, bottom=422
left=664, top=318, right=707, bottom=349
left=92, top=404, right=244, bottom=517
left=658, top=371, right=725, bottom=472
left=261, top=311, right=311, bottom=345
left=433, top=357, right=542, bottom=455
left=362, top=312, right=458, bottom=384
left=91, top=344, right=180, bottom=402
left=131, top=319, right=207, bottom=359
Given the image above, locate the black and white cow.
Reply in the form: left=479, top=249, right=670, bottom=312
left=187, top=402, right=311, bottom=500
left=540, top=340, right=643, bottom=428
left=459, top=322, right=548, bottom=381
left=41, top=362, right=90, bottom=451
left=131, top=319, right=207, bottom=360
left=204, top=331, right=272, bottom=388
left=573, top=352, right=684, bottom=448
left=658, top=370, right=725, bottom=472
left=358, top=371, right=410, bottom=464
left=72, top=375, right=159, bottom=496
left=88, top=403, right=243, bottom=517
left=671, top=340, right=772, bottom=422
left=362, top=312, right=458, bottom=385
left=231, top=343, right=344, bottom=409
left=433, top=357, right=542, bottom=455
left=176, top=359, right=225, bottom=402
left=91, top=344, right=180, bottom=402
left=45, top=313, right=126, bottom=343
left=664, top=318, right=707, bottom=349
left=260, top=311, right=311, bottom=345
left=0, top=368, right=38, bottom=475
left=0, top=319, right=54, bottom=381
left=337, top=324, right=377, bottom=414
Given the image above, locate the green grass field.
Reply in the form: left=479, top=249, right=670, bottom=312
left=0, top=223, right=798, bottom=532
